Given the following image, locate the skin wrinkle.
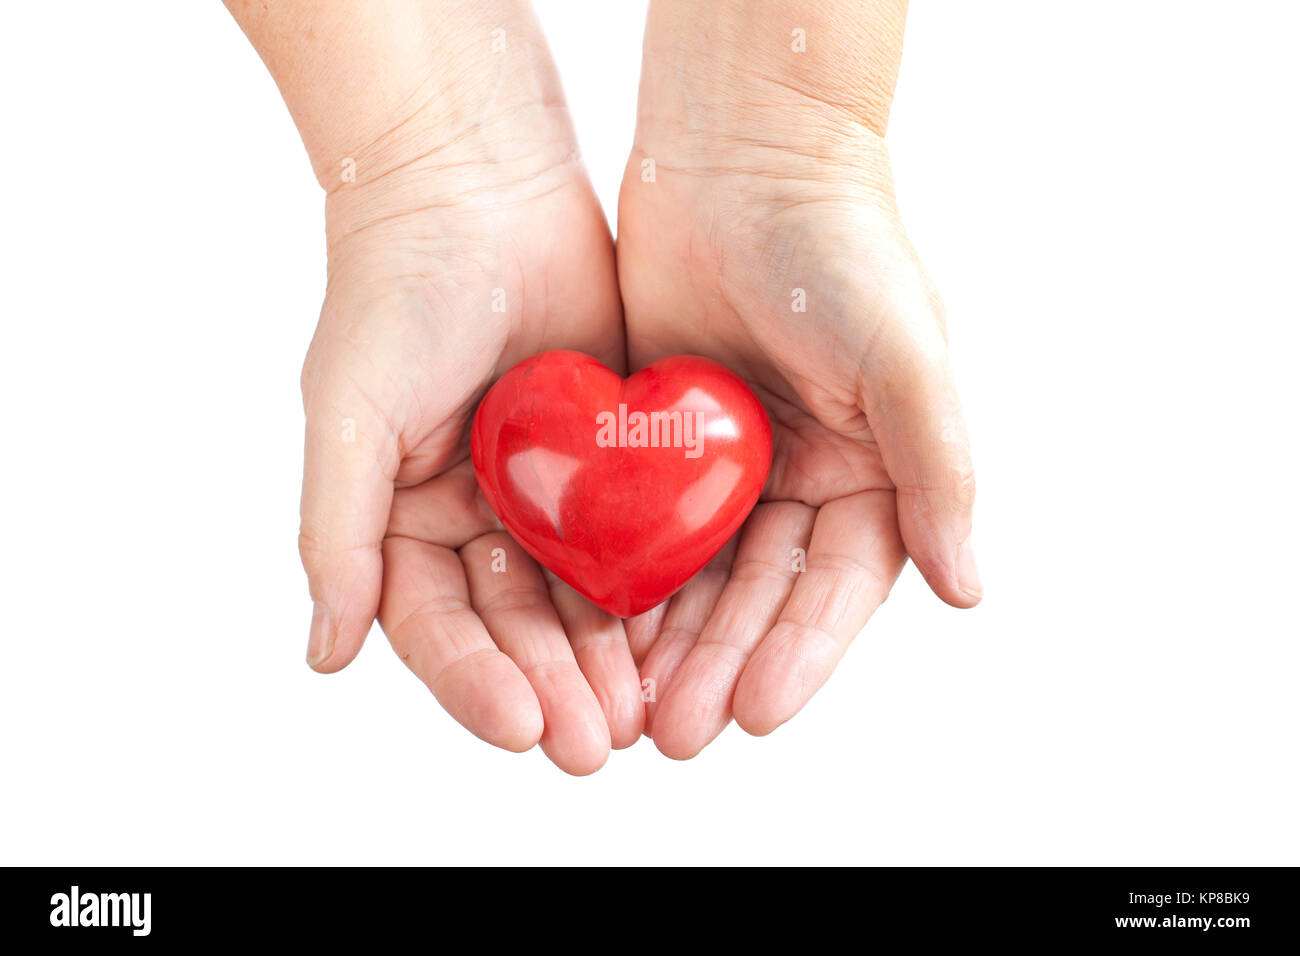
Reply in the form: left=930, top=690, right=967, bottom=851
left=426, top=645, right=505, bottom=687
left=642, top=0, right=906, bottom=136
left=324, top=96, right=576, bottom=199
left=756, top=386, right=887, bottom=494
left=635, top=153, right=853, bottom=181
left=519, top=657, right=586, bottom=681
left=655, top=625, right=705, bottom=653
left=772, top=432, right=879, bottom=507
left=387, top=588, right=473, bottom=642
left=327, top=172, right=577, bottom=258
left=474, top=582, right=554, bottom=617
left=807, top=550, right=891, bottom=597
left=728, top=552, right=798, bottom=585
left=637, top=67, right=897, bottom=170
left=722, top=66, right=893, bottom=140
left=387, top=465, right=502, bottom=543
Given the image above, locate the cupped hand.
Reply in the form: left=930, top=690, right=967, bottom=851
left=617, top=56, right=981, bottom=758
left=299, top=102, right=643, bottom=775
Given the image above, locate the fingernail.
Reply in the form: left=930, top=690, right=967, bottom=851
left=956, top=539, right=983, bottom=599
left=307, top=601, right=335, bottom=668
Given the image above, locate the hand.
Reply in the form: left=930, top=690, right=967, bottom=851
left=617, top=0, right=981, bottom=758
left=265, top=5, right=643, bottom=774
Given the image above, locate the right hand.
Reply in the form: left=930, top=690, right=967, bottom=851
left=298, top=96, right=643, bottom=775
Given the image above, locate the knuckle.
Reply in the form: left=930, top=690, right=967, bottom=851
left=299, top=327, right=333, bottom=406
left=729, top=555, right=791, bottom=585
left=476, top=585, right=550, bottom=617
left=299, top=351, right=317, bottom=407
left=952, top=460, right=977, bottom=512
left=298, top=524, right=379, bottom=585
left=898, top=455, right=976, bottom=518
left=297, top=525, right=328, bottom=578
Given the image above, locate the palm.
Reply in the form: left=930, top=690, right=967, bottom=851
left=304, top=167, right=643, bottom=774
left=616, top=163, right=925, bottom=757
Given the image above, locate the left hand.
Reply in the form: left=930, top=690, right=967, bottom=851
left=616, top=5, right=982, bottom=757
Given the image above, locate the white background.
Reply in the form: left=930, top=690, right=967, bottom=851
left=1, top=2, right=1297, bottom=865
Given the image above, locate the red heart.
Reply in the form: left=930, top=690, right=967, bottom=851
left=471, top=350, right=772, bottom=617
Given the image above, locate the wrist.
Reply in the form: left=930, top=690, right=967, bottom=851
left=322, top=91, right=581, bottom=260
left=227, top=0, right=576, bottom=191
left=634, top=0, right=905, bottom=182
left=277, top=6, right=584, bottom=262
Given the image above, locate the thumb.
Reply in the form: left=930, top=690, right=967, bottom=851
left=299, top=361, right=397, bottom=671
left=858, top=284, right=982, bottom=608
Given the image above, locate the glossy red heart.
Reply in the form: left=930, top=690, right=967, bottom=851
left=471, top=350, right=772, bottom=617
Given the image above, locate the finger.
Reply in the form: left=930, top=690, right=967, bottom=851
left=734, top=490, right=905, bottom=737
left=546, top=574, right=646, bottom=750
left=462, top=534, right=611, bottom=776
left=378, top=535, right=543, bottom=753
left=388, top=459, right=502, bottom=549
left=639, top=537, right=738, bottom=738
left=625, top=602, right=668, bottom=668
left=300, top=368, right=397, bottom=672
left=650, top=502, right=815, bottom=759
left=858, top=289, right=981, bottom=607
